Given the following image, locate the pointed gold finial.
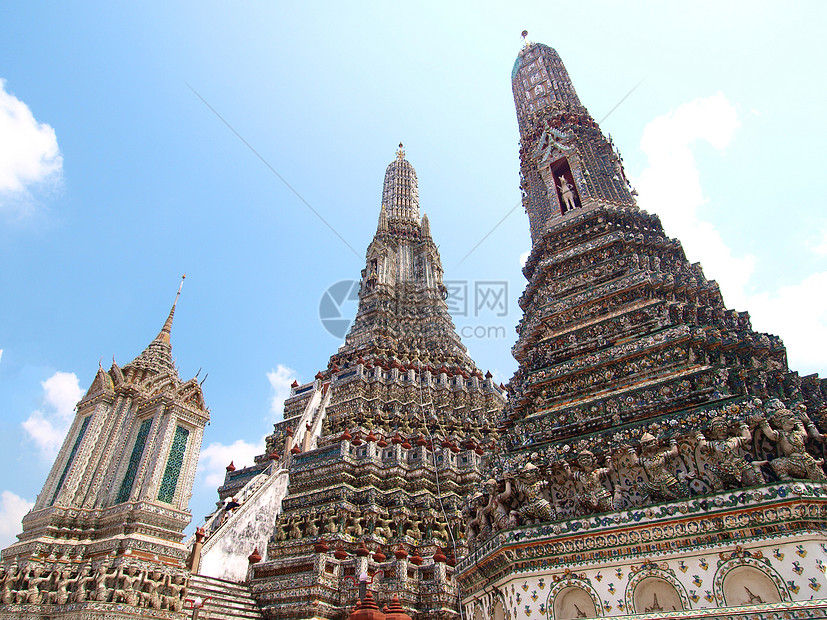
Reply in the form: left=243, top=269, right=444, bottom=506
left=396, top=142, right=405, bottom=160
left=158, top=275, right=186, bottom=344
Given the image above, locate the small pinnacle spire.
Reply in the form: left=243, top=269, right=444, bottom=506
left=378, top=204, right=389, bottom=232
left=521, top=30, right=529, bottom=46
left=157, top=275, right=185, bottom=345
left=421, top=213, right=431, bottom=238
left=396, top=142, right=405, bottom=160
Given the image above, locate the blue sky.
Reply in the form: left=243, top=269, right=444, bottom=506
left=1, top=1, right=826, bottom=543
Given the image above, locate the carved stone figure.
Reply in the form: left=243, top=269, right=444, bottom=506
left=483, top=478, right=517, bottom=530
left=323, top=509, right=338, bottom=535
left=113, top=565, right=141, bottom=606
left=275, top=518, right=288, bottom=542
left=406, top=519, right=422, bottom=540
left=558, top=175, right=577, bottom=212
left=758, top=404, right=826, bottom=481
left=51, top=569, right=70, bottom=605
left=23, top=567, right=49, bottom=604
left=630, top=433, right=689, bottom=503
left=1, top=565, right=18, bottom=605
left=289, top=516, right=303, bottom=539
left=513, top=462, right=554, bottom=523
left=304, top=512, right=319, bottom=537
left=162, top=574, right=187, bottom=612
left=696, top=417, right=763, bottom=490
left=141, top=570, right=163, bottom=610
left=464, top=492, right=490, bottom=545
left=375, top=512, right=394, bottom=540
left=92, top=565, right=111, bottom=602
left=567, top=450, right=615, bottom=513
left=70, top=565, right=92, bottom=603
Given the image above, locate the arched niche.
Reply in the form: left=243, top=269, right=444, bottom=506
left=473, top=604, right=485, bottom=620
left=633, top=577, right=684, bottom=614
left=492, top=599, right=506, bottom=620
left=554, top=585, right=597, bottom=619
left=722, top=565, right=783, bottom=606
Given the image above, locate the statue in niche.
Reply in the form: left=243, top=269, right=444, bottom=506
left=696, top=417, right=764, bottom=490
left=630, top=433, right=689, bottom=503
left=421, top=513, right=436, bottom=539
left=757, top=402, right=826, bottom=481
left=513, top=462, right=554, bottom=523
left=566, top=450, right=615, bottom=514
left=558, top=176, right=577, bottom=213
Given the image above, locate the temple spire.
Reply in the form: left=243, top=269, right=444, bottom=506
left=382, top=143, right=420, bottom=225
left=377, top=204, right=389, bottom=233
left=157, top=275, right=185, bottom=345
left=126, top=276, right=185, bottom=376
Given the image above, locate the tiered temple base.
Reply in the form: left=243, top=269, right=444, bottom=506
left=458, top=482, right=827, bottom=619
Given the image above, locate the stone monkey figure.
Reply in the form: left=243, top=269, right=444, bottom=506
left=757, top=403, right=826, bottom=481
left=629, top=432, right=689, bottom=504
left=566, top=450, right=615, bottom=514
left=513, top=462, right=554, bottom=523
left=696, top=416, right=763, bottom=490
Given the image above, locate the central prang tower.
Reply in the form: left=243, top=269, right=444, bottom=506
left=456, top=38, right=827, bottom=620
left=195, top=147, right=505, bottom=620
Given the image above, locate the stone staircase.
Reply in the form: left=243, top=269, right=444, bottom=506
left=187, top=574, right=264, bottom=620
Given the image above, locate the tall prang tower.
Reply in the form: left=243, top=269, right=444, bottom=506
left=194, top=147, right=506, bottom=619
left=0, top=282, right=209, bottom=619
left=456, top=38, right=827, bottom=620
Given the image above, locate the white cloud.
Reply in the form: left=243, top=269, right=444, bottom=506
left=635, top=93, right=754, bottom=306
left=519, top=250, right=530, bottom=267
left=21, top=371, right=83, bottom=461
left=0, top=349, right=3, bottom=364
left=810, top=229, right=827, bottom=257
left=745, top=272, right=827, bottom=372
left=0, top=79, right=62, bottom=213
left=267, top=364, right=298, bottom=419
left=198, top=438, right=264, bottom=489
left=634, top=94, right=827, bottom=374
left=0, top=490, right=33, bottom=548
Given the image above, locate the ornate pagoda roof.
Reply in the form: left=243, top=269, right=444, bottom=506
left=124, top=277, right=184, bottom=378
